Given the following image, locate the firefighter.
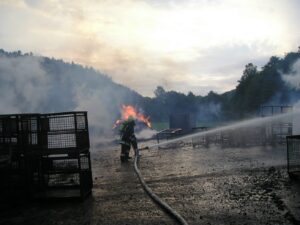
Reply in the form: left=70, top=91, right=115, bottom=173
left=119, top=117, right=138, bottom=162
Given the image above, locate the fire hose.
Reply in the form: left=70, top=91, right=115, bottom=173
left=134, top=147, right=189, bottom=225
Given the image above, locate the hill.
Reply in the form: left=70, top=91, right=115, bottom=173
left=1, top=48, right=300, bottom=133
left=0, top=49, right=143, bottom=134
left=143, top=48, right=300, bottom=124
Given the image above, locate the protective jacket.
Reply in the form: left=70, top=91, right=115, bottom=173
left=119, top=119, right=137, bottom=162
left=119, top=119, right=137, bottom=149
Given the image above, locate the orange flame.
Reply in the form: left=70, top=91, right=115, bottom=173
left=113, top=105, right=151, bottom=128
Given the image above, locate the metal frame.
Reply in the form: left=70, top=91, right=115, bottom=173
left=0, top=112, right=92, bottom=200
left=39, top=111, right=92, bottom=199
left=191, top=105, right=293, bottom=149
left=156, top=128, right=182, bottom=143
left=286, top=135, right=300, bottom=177
left=261, top=105, right=293, bottom=146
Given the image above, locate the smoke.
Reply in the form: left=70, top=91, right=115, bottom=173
left=136, top=129, right=157, bottom=140
left=0, top=55, right=49, bottom=113
left=150, top=110, right=299, bottom=149
left=0, top=52, right=141, bottom=146
left=281, top=59, right=300, bottom=90
left=279, top=58, right=300, bottom=134
left=197, top=102, right=222, bottom=125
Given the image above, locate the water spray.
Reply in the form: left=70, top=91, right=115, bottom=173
left=133, top=110, right=299, bottom=225
left=142, top=109, right=298, bottom=150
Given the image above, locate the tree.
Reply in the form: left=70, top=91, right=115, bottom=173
left=238, top=63, right=257, bottom=83
left=154, top=86, right=166, bottom=98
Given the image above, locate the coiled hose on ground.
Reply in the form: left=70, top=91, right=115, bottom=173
left=134, top=148, right=189, bottom=225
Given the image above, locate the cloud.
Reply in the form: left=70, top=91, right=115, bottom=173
left=0, top=0, right=300, bottom=96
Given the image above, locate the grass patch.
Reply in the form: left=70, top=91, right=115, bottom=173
left=151, top=122, right=168, bottom=131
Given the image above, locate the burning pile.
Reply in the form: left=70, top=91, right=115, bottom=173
left=113, top=105, right=151, bottom=128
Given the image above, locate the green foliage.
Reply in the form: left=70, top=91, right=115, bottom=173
left=228, top=51, right=300, bottom=118
left=144, top=48, right=300, bottom=123
left=151, top=122, right=169, bottom=130
left=1, top=48, right=300, bottom=126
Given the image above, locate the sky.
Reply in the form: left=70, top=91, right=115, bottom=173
left=0, top=0, right=300, bottom=96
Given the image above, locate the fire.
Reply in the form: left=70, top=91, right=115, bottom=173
left=113, top=105, right=151, bottom=128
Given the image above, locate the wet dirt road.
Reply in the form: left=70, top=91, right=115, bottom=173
left=0, top=142, right=300, bottom=225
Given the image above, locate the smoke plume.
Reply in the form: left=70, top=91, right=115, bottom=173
left=0, top=55, right=49, bottom=113
left=0, top=51, right=142, bottom=146
left=281, top=59, right=300, bottom=90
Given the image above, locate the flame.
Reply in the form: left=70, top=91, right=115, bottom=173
left=113, top=105, right=151, bottom=128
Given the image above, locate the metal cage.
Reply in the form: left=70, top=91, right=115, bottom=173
left=0, top=114, right=40, bottom=191
left=286, top=135, right=300, bottom=177
left=40, top=112, right=90, bottom=154
left=0, top=111, right=93, bottom=200
left=40, top=152, right=93, bottom=199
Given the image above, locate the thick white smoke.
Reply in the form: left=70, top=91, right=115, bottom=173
left=0, top=55, right=49, bottom=113
left=135, top=129, right=157, bottom=140
left=197, top=102, right=222, bottom=124
left=280, top=59, right=300, bottom=134
left=0, top=53, right=141, bottom=147
left=281, top=59, right=300, bottom=90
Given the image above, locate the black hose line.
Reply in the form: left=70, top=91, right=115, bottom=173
left=134, top=148, right=189, bottom=225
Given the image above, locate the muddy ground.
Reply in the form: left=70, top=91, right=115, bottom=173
left=0, top=140, right=300, bottom=225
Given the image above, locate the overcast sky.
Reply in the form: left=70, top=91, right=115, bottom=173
left=1, top=0, right=300, bottom=96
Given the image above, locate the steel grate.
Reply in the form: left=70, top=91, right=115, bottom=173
left=0, top=112, right=92, bottom=199
left=287, top=136, right=300, bottom=174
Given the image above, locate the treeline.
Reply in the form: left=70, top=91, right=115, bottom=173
left=1, top=48, right=300, bottom=130
left=143, top=48, right=300, bottom=124
left=0, top=49, right=142, bottom=132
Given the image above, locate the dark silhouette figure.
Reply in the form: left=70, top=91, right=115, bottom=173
left=119, top=117, right=137, bottom=162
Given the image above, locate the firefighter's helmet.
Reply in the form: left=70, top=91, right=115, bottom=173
left=126, top=116, right=136, bottom=126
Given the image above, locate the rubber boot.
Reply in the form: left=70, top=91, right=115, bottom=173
left=125, top=153, right=132, bottom=160
left=120, top=154, right=127, bottom=162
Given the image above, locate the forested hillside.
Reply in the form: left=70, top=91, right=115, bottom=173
left=0, top=49, right=143, bottom=132
left=143, top=48, right=300, bottom=123
left=1, top=48, right=300, bottom=131
left=226, top=50, right=300, bottom=118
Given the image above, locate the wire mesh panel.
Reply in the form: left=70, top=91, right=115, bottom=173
left=43, top=156, right=81, bottom=173
left=40, top=112, right=90, bottom=154
left=47, top=133, right=77, bottom=149
left=79, top=153, right=93, bottom=198
left=287, top=135, right=300, bottom=176
left=41, top=152, right=92, bottom=198
left=0, top=111, right=92, bottom=200
left=260, top=105, right=293, bottom=146
left=261, top=105, right=293, bottom=117
left=0, top=115, right=25, bottom=189
left=19, top=115, right=41, bottom=155
left=271, top=123, right=293, bottom=145
left=0, top=115, right=19, bottom=152
left=45, top=173, right=80, bottom=187
left=39, top=112, right=91, bottom=199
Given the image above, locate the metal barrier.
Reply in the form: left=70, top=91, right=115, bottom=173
left=0, top=114, right=40, bottom=192
left=192, top=123, right=292, bottom=149
left=0, top=112, right=92, bottom=200
left=156, top=128, right=182, bottom=143
left=287, top=135, right=300, bottom=178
